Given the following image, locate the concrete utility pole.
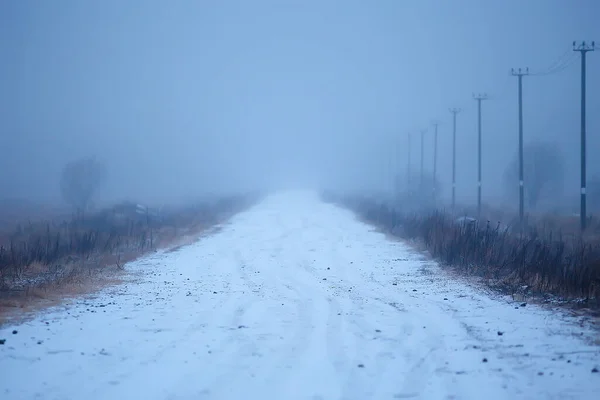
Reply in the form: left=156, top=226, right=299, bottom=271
left=511, top=68, right=529, bottom=229
left=407, top=133, right=412, bottom=194
left=420, top=129, right=426, bottom=188
left=573, top=41, right=595, bottom=231
left=449, top=108, right=461, bottom=210
left=395, top=136, right=402, bottom=195
left=432, top=121, right=440, bottom=202
left=473, top=93, right=488, bottom=219
left=388, top=138, right=394, bottom=195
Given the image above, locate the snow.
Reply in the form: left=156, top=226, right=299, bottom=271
left=1, top=191, right=599, bottom=400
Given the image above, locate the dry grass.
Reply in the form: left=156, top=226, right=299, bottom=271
left=0, top=261, right=127, bottom=325
left=325, top=192, right=600, bottom=309
left=0, top=194, right=256, bottom=325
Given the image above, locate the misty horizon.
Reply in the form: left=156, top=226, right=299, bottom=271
left=1, top=0, right=598, bottom=211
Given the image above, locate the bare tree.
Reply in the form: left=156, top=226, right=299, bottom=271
left=503, top=141, right=564, bottom=210
left=60, top=157, right=106, bottom=218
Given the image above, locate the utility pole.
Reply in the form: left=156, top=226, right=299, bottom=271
left=573, top=41, right=595, bottom=231
left=388, top=138, right=394, bottom=196
left=473, top=93, right=488, bottom=219
left=407, top=133, right=412, bottom=195
left=449, top=108, right=461, bottom=210
left=511, top=68, right=529, bottom=229
left=420, top=129, right=426, bottom=189
left=432, top=121, right=440, bottom=203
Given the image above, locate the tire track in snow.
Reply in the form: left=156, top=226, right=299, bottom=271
left=189, top=228, right=321, bottom=399
left=293, top=220, right=411, bottom=399
left=308, top=221, right=460, bottom=399
left=2, top=192, right=599, bottom=400
left=93, top=243, right=251, bottom=398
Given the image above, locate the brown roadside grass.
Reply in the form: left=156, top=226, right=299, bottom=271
left=0, top=195, right=256, bottom=325
left=324, top=192, right=600, bottom=311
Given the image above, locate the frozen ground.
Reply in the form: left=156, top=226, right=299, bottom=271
left=1, top=191, right=599, bottom=400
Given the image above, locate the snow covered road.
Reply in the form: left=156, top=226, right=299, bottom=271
left=1, top=192, right=599, bottom=400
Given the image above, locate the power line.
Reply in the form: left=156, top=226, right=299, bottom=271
left=529, top=47, right=574, bottom=76
left=530, top=53, right=578, bottom=76
left=483, top=74, right=512, bottom=103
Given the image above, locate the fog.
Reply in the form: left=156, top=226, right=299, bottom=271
left=1, top=0, right=598, bottom=210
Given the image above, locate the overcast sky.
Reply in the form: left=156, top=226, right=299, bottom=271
left=1, top=0, right=598, bottom=208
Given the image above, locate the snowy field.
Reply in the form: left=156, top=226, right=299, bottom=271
left=1, top=191, right=599, bottom=400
